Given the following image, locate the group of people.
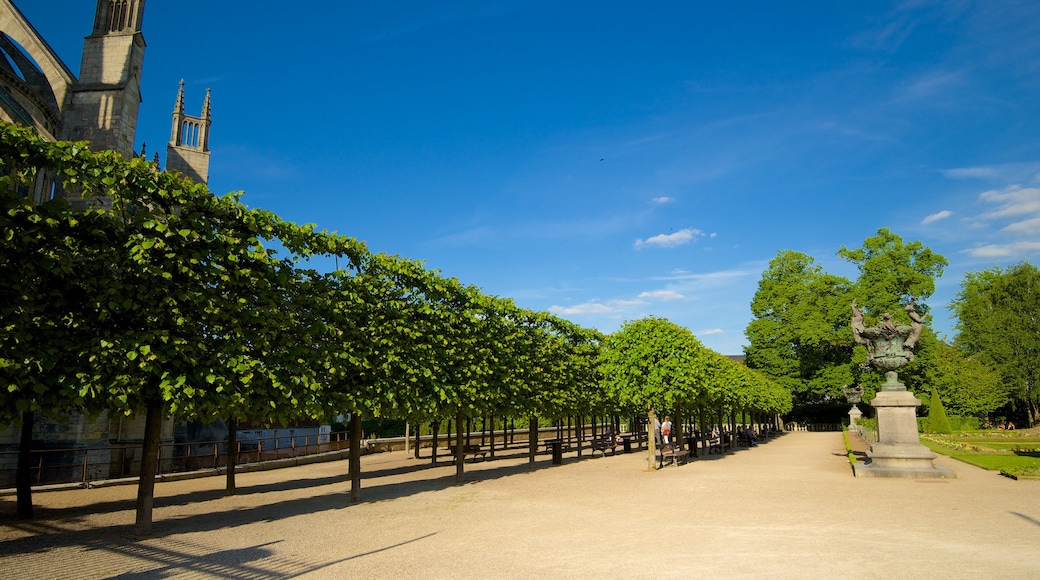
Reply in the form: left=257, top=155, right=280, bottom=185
left=651, top=415, right=759, bottom=447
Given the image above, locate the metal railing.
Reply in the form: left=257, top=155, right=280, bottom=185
left=784, top=422, right=843, bottom=432
left=0, top=432, right=351, bottom=489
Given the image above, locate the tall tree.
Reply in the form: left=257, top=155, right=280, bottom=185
left=924, top=341, right=1006, bottom=421
left=953, top=262, right=1040, bottom=426
left=744, top=250, right=853, bottom=406
left=838, top=227, right=948, bottom=316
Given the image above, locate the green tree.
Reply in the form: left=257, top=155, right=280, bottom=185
left=744, top=250, right=854, bottom=406
left=838, top=227, right=948, bottom=316
left=923, top=340, right=1006, bottom=420
left=0, top=122, right=358, bottom=532
left=600, top=317, right=712, bottom=469
left=953, top=262, right=1040, bottom=426
left=0, top=186, right=126, bottom=518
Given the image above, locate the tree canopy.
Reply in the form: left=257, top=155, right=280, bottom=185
left=953, top=262, right=1039, bottom=426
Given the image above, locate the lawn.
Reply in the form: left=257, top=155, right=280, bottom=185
left=920, top=432, right=1040, bottom=479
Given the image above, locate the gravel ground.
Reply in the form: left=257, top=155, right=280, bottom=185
left=1, top=431, right=1038, bottom=579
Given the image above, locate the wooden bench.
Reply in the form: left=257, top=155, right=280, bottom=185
left=658, top=443, right=689, bottom=467
left=447, top=444, right=487, bottom=462
left=590, top=436, right=617, bottom=457
left=708, top=437, right=724, bottom=454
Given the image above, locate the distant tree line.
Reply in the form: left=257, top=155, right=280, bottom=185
left=743, top=226, right=1037, bottom=428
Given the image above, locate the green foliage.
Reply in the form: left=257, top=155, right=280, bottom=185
left=746, top=230, right=948, bottom=418
left=953, top=262, right=1040, bottom=426
left=922, top=340, right=1007, bottom=419
left=744, top=250, right=853, bottom=405
left=926, top=389, right=952, bottom=434
left=603, top=316, right=790, bottom=417
left=838, top=227, right=947, bottom=318
left=361, top=418, right=407, bottom=438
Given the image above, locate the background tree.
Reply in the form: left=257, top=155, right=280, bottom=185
left=838, top=227, right=948, bottom=317
left=923, top=341, right=1006, bottom=421
left=953, top=262, right=1040, bottom=426
left=744, top=250, right=853, bottom=411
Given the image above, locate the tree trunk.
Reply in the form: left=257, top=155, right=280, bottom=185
left=431, top=421, right=439, bottom=465
left=455, top=410, right=465, bottom=483
left=349, top=413, right=362, bottom=503
left=414, top=423, right=421, bottom=459
left=698, top=406, right=707, bottom=457
left=647, top=408, right=658, bottom=471
left=674, top=407, right=684, bottom=453
left=225, top=417, right=238, bottom=496
left=16, top=409, right=33, bottom=519
left=134, top=398, right=164, bottom=535
left=576, top=415, right=583, bottom=457
left=528, top=417, right=538, bottom=467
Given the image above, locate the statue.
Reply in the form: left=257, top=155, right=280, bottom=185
left=849, top=297, right=953, bottom=478
left=851, top=299, right=925, bottom=390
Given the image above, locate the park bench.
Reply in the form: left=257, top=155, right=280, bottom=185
left=447, top=444, right=487, bottom=462
left=658, top=443, right=689, bottom=467
left=708, top=436, right=724, bottom=454
left=590, top=436, right=617, bottom=457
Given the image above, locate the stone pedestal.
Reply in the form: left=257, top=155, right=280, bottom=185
left=854, top=389, right=955, bottom=479
left=848, top=406, right=862, bottom=430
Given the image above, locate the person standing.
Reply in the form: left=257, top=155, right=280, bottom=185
left=662, top=416, right=673, bottom=445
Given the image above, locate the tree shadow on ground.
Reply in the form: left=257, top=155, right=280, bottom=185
left=0, top=451, right=558, bottom=557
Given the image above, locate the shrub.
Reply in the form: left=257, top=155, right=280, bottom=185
left=927, top=389, right=953, bottom=434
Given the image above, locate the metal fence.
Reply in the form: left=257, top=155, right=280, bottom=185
left=0, top=432, right=351, bottom=489
left=784, top=422, right=843, bottom=432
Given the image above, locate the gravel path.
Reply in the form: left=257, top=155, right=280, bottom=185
left=2, top=431, right=1038, bottom=579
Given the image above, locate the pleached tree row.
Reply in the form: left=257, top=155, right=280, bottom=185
left=1, top=122, right=787, bottom=534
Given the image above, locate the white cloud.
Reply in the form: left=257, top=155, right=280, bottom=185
left=638, top=290, right=685, bottom=301
left=921, top=210, right=952, bottom=225
left=942, top=162, right=1040, bottom=182
left=549, top=302, right=616, bottom=315
left=1003, top=216, right=1040, bottom=234
left=963, top=241, right=1040, bottom=259
left=979, top=185, right=1040, bottom=220
left=634, top=228, right=703, bottom=249
left=651, top=197, right=675, bottom=205
left=942, top=166, right=1000, bottom=179
left=698, top=328, right=724, bottom=336
left=549, top=298, right=646, bottom=316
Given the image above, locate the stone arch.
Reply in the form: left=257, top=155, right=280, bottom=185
left=0, top=1, right=76, bottom=128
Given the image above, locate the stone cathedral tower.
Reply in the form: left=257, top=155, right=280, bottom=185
left=1, top=0, right=216, bottom=463
left=166, top=80, right=211, bottom=184
left=60, top=0, right=147, bottom=158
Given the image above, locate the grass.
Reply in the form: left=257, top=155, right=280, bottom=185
left=920, top=432, right=1040, bottom=479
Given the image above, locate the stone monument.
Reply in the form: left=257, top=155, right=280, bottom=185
left=843, top=385, right=864, bottom=430
left=851, top=299, right=955, bottom=478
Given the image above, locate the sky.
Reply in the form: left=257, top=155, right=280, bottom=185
left=17, top=1, right=1040, bottom=355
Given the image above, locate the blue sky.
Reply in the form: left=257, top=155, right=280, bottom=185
left=21, top=1, right=1040, bottom=355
